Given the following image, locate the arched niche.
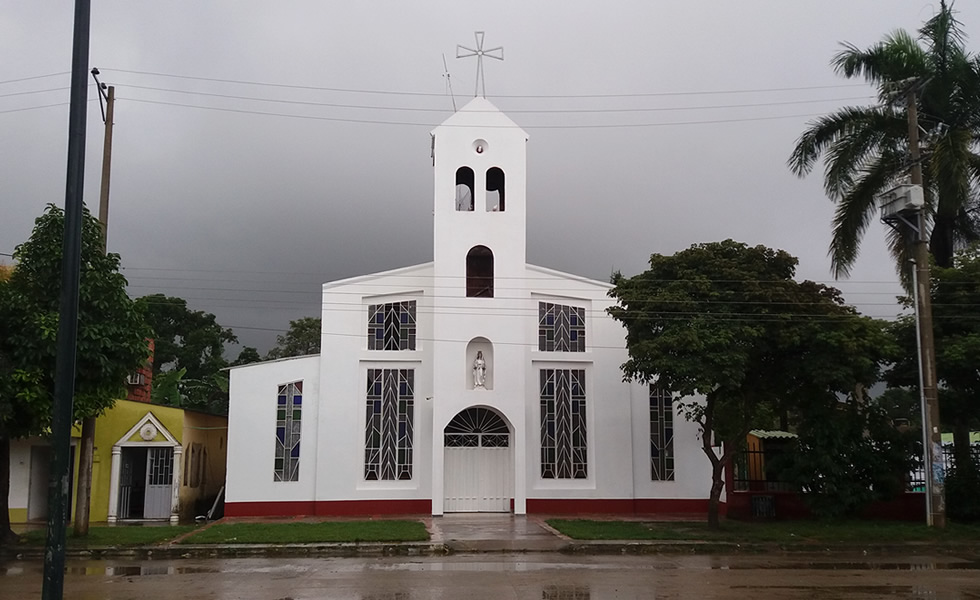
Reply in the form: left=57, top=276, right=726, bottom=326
left=466, top=337, right=493, bottom=390
left=466, top=246, right=493, bottom=298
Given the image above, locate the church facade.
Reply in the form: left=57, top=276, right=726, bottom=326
left=225, top=98, right=716, bottom=516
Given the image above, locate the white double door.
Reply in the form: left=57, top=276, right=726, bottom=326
left=444, top=445, right=513, bottom=512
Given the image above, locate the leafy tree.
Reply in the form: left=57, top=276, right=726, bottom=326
left=232, top=346, right=262, bottom=366
left=789, top=1, right=980, bottom=277
left=137, top=294, right=237, bottom=379
left=781, top=396, right=918, bottom=518
left=609, top=240, right=889, bottom=527
left=266, top=317, right=321, bottom=359
left=137, top=294, right=237, bottom=414
left=0, top=205, right=149, bottom=544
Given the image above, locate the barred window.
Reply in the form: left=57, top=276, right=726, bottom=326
left=274, top=381, right=302, bottom=482
left=365, top=369, right=414, bottom=481
left=538, top=303, right=585, bottom=352
left=650, top=386, right=675, bottom=481
left=540, top=369, right=587, bottom=479
left=368, top=301, right=416, bottom=350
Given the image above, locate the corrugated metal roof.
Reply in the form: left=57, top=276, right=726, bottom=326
left=748, top=429, right=798, bottom=439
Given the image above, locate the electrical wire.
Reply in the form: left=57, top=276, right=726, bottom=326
left=117, top=83, right=873, bottom=114
left=103, top=67, right=869, bottom=99
left=0, top=72, right=69, bottom=86
left=119, top=96, right=830, bottom=129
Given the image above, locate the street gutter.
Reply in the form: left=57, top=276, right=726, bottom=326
left=5, top=540, right=980, bottom=560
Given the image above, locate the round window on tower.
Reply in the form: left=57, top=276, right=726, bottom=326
left=473, top=139, right=488, bottom=154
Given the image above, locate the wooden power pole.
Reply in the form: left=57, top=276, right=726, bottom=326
left=74, top=72, right=114, bottom=537
left=907, top=90, right=946, bottom=527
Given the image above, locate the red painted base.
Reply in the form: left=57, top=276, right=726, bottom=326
left=226, top=497, right=714, bottom=518
left=526, top=498, right=715, bottom=515
left=225, top=499, right=432, bottom=518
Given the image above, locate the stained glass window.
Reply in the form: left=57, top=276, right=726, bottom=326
left=650, top=386, right=675, bottom=481
left=365, top=369, right=414, bottom=480
left=274, top=381, right=302, bottom=482
left=444, top=407, right=509, bottom=448
left=367, top=301, right=416, bottom=351
left=538, top=303, right=586, bottom=352
left=540, top=369, right=587, bottom=479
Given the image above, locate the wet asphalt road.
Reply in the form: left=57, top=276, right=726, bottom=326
left=3, top=553, right=980, bottom=599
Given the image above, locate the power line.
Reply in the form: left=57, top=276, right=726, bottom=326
left=0, top=72, right=70, bottom=86
left=118, top=96, right=832, bottom=129
left=104, top=67, right=869, bottom=99
left=118, top=83, right=874, bottom=114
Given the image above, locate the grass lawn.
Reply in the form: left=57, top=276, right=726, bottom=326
left=17, top=525, right=198, bottom=547
left=181, top=520, right=429, bottom=544
left=547, top=519, right=980, bottom=544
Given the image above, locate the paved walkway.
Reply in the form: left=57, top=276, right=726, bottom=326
left=426, top=513, right=567, bottom=552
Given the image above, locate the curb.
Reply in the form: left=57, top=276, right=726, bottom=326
left=5, top=540, right=980, bottom=560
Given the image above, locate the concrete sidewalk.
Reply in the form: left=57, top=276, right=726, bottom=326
left=6, top=514, right=980, bottom=560
left=427, top=513, right=567, bottom=553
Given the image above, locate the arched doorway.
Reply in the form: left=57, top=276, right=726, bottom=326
left=443, top=407, right=513, bottom=512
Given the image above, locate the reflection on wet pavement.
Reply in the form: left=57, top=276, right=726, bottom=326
left=3, top=553, right=980, bottom=599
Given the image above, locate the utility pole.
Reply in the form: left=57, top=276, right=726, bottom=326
left=907, top=90, right=946, bottom=528
left=43, top=0, right=91, bottom=597
left=73, top=68, right=114, bottom=537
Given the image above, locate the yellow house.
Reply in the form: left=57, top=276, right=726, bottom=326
left=8, top=399, right=227, bottom=525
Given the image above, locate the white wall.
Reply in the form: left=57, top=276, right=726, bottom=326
left=317, top=264, right=434, bottom=504
left=226, top=355, right=321, bottom=504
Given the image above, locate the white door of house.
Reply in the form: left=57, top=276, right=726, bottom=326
left=443, top=407, right=513, bottom=512
left=144, top=447, right=174, bottom=519
left=27, top=446, right=51, bottom=521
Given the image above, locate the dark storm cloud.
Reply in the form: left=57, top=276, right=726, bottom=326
left=4, top=1, right=976, bottom=352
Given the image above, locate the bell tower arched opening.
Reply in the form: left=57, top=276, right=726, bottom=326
left=455, top=167, right=475, bottom=211
left=466, top=246, right=493, bottom=297
left=486, top=167, right=505, bottom=212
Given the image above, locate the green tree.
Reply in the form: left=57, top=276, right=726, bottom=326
left=137, top=294, right=237, bottom=414
left=609, top=240, right=889, bottom=527
left=781, top=396, right=918, bottom=518
left=231, top=346, right=262, bottom=366
left=789, top=1, right=980, bottom=277
left=137, top=294, right=237, bottom=380
left=0, top=205, right=149, bottom=544
left=266, top=317, right=321, bottom=359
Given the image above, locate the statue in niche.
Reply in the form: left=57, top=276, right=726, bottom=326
left=473, top=350, right=487, bottom=389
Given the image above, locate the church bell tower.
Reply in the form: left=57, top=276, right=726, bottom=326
left=430, top=97, right=529, bottom=298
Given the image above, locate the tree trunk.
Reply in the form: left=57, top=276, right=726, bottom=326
left=707, top=461, right=726, bottom=529
left=0, top=435, right=20, bottom=546
left=72, top=416, right=96, bottom=536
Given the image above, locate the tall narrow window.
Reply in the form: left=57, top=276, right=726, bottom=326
left=455, top=166, right=474, bottom=211
left=540, top=369, right=587, bottom=479
left=365, top=369, right=414, bottom=481
left=538, top=303, right=586, bottom=352
left=650, top=386, right=675, bottom=481
left=368, top=301, right=417, bottom=350
left=486, top=167, right=505, bottom=211
left=466, top=246, right=494, bottom=297
left=274, top=381, right=302, bottom=482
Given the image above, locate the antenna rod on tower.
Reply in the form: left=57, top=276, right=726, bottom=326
left=442, top=53, right=457, bottom=112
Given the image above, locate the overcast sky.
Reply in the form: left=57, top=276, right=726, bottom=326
left=3, top=1, right=978, bottom=355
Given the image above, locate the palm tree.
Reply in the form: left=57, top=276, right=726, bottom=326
left=789, top=1, right=980, bottom=278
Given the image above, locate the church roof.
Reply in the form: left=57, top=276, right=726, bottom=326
left=431, top=96, right=528, bottom=137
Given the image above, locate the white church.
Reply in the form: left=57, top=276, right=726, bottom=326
left=225, top=95, right=715, bottom=517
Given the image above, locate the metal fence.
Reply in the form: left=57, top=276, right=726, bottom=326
left=734, top=445, right=980, bottom=494
left=907, top=445, right=980, bottom=492
left=732, top=449, right=796, bottom=493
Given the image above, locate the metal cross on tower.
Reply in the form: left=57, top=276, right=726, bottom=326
left=456, top=31, right=503, bottom=98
